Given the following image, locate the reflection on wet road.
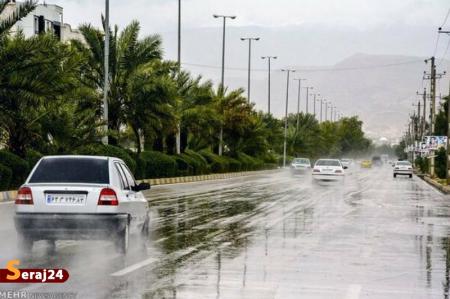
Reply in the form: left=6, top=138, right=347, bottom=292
left=2, top=166, right=450, bottom=298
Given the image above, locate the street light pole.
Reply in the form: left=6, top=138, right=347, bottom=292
left=177, top=0, right=181, bottom=66
left=320, top=99, right=325, bottom=123
left=213, top=14, right=236, bottom=89
left=313, top=93, right=320, bottom=118
left=214, top=14, right=236, bottom=156
left=102, top=0, right=109, bottom=145
left=241, top=37, right=260, bottom=103
left=304, top=86, right=313, bottom=114
left=293, top=78, right=306, bottom=130
left=282, top=69, right=295, bottom=168
left=261, top=56, right=277, bottom=114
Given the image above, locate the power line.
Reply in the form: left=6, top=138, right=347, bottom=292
left=181, top=59, right=423, bottom=73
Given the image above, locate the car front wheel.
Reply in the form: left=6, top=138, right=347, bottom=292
left=393, top=174, right=397, bottom=178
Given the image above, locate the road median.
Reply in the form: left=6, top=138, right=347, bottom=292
left=0, top=169, right=281, bottom=203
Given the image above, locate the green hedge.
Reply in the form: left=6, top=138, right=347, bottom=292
left=75, top=144, right=136, bottom=174
left=0, top=164, right=12, bottom=190
left=140, top=151, right=177, bottom=178
left=198, top=150, right=229, bottom=173
left=182, top=151, right=210, bottom=174
left=236, top=152, right=264, bottom=171
left=223, top=156, right=242, bottom=172
left=436, top=148, right=446, bottom=179
left=0, top=151, right=29, bottom=188
left=173, top=155, right=193, bottom=176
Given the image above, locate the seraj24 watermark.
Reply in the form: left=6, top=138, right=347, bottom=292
left=0, top=260, right=69, bottom=283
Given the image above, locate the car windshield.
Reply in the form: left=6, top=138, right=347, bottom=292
left=396, top=161, right=411, bottom=166
left=315, top=160, right=341, bottom=167
left=293, top=158, right=309, bottom=164
left=29, top=158, right=109, bottom=184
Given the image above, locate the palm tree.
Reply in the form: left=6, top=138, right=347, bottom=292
left=0, top=33, right=83, bottom=156
left=72, top=20, right=163, bottom=146
left=0, top=0, right=36, bottom=37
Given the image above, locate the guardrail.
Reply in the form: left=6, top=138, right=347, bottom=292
left=0, top=169, right=281, bottom=202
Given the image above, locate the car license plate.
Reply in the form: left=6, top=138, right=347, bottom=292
left=46, top=194, right=86, bottom=205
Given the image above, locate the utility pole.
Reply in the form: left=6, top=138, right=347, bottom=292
left=177, top=0, right=181, bottom=66
left=281, top=69, right=295, bottom=168
left=102, top=0, right=109, bottom=145
left=293, top=79, right=306, bottom=130
left=438, top=28, right=450, bottom=183
left=261, top=56, right=277, bottom=114
left=304, top=86, right=313, bottom=114
left=213, top=14, right=236, bottom=156
left=241, top=37, right=260, bottom=103
left=417, top=88, right=427, bottom=138
left=424, top=57, right=446, bottom=177
left=412, top=101, right=421, bottom=141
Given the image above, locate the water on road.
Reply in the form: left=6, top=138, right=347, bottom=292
left=1, top=165, right=450, bottom=298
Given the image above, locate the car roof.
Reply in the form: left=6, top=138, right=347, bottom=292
left=41, top=155, right=122, bottom=161
left=316, top=159, right=340, bottom=161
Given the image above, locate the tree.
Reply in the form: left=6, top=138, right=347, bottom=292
left=73, top=20, right=163, bottom=146
left=0, top=33, right=82, bottom=156
left=0, top=0, right=36, bottom=37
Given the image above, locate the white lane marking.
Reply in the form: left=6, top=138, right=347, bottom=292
left=110, top=257, right=157, bottom=277
left=344, top=284, right=362, bottom=299
left=0, top=201, right=13, bottom=205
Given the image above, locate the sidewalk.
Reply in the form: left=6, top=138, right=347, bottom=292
left=419, top=174, right=450, bottom=194
left=0, top=169, right=281, bottom=202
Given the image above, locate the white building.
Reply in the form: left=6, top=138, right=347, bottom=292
left=0, top=0, right=85, bottom=44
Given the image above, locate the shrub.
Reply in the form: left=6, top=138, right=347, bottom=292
left=173, top=155, right=193, bottom=176
left=198, top=150, right=229, bottom=173
left=414, top=156, right=428, bottom=174
left=0, top=151, right=29, bottom=188
left=140, top=151, right=177, bottom=178
left=236, top=152, right=264, bottom=171
left=184, top=150, right=210, bottom=174
left=435, top=148, right=446, bottom=179
left=0, top=164, right=12, bottom=191
left=75, top=144, right=136, bottom=174
left=223, top=156, right=241, bottom=172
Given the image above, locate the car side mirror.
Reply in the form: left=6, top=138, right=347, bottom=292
left=343, top=166, right=348, bottom=169
left=134, top=182, right=150, bottom=192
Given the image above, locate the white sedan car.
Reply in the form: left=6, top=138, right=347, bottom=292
left=14, top=155, right=150, bottom=255
left=393, top=160, right=413, bottom=178
left=290, top=158, right=312, bottom=174
left=312, top=159, right=347, bottom=181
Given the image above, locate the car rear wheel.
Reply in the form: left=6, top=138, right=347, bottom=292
left=409, top=174, right=413, bottom=178
left=115, top=222, right=129, bottom=254
left=393, top=174, right=397, bottom=178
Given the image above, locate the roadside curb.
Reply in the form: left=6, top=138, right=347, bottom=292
left=0, top=169, right=280, bottom=202
left=138, top=169, right=281, bottom=186
left=420, top=175, right=450, bottom=194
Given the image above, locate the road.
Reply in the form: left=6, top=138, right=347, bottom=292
left=0, top=165, right=450, bottom=298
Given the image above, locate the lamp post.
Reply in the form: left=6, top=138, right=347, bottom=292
left=313, top=93, right=320, bottom=118
left=241, top=37, right=260, bottom=103
left=320, top=99, right=326, bottom=123
left=213, top=14, right=236, bottom=89
left=303, top=86, right=313, bottom=114
left=102, top=0, right=110, bottom=145
left=261, top=56, right=277, bottom=114
left=281, top=69, right=296, bottom=168
left=213, top=14, right=236, bottom=156
left=293, top=78, right=306, bottom=130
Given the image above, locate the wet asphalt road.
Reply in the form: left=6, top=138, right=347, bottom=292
left=1, top=165, right=450, bottom=298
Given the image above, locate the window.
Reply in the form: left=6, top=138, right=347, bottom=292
left=114, top=162, right=129, bottom=190
left=120, top=163, right=137, bottom=190
left=29, top=158, right=109, bottom=184
left=34, top=16, right=39, bottom=34
left=315, top=160, right=341, bottom=167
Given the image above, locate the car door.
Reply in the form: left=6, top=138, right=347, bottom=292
left=117, top=162, right=148, bottom=231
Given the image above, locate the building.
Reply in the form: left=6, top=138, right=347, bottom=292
left=0, top=0, right=85, bottom=44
